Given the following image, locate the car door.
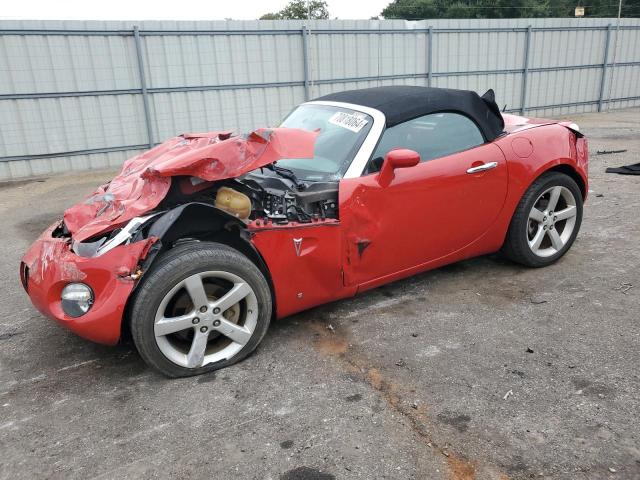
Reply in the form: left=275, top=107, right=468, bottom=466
left=339, top=112, right=508, bottom=287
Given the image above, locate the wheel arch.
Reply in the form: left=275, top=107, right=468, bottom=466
left=501, top=160, right=585, bottom=243
left=544, top=163, right=586, bottom=200
left=121, top=203, right=276, bottom=341
left=501, top=163, right=584, bottom=267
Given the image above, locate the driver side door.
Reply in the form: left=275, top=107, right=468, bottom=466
left=339, top=112, right=508, bottom=288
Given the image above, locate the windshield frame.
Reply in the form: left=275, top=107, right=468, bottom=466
left=283, top=100, right=386, bottom=180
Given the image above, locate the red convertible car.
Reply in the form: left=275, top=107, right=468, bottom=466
left=20, top=86, right=588, bottom=377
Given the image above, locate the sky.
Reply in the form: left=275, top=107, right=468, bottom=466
left=0, top=0, right=392, bottom=21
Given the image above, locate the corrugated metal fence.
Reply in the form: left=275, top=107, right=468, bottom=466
left=1, top=18, right=639, bottom=179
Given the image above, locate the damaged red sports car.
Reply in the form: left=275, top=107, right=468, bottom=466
left=20, top=86, right=588, bottom=377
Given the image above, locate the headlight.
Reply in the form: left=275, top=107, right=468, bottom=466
left=61, top=283, right=94, bottom=317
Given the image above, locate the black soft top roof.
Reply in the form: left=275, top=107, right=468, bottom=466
left=315, top=86, right=504, bottom=141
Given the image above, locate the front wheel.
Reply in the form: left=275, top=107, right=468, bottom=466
left=130, top=242, right=272, bottom=377
left=503, top=172, right=583, bottom=268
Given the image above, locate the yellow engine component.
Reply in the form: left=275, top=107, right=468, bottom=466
left=215, top=186, right=252, bottom=219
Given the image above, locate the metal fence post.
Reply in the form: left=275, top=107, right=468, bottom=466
left=133, top=25, right=154, bottom=148
left=427, top=26, right=433, bottom=87
left=520, top=25, right=532, bottom=115
left=301, top=25, right=310, bottom=101
left=598, top=24, right=613, bottom=112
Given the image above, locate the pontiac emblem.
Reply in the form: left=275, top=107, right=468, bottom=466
left=293, top=238, right=303, bottom=256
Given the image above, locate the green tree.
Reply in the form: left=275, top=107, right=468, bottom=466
left=380, top=0, right=640, bottom=19
left=260, top=0, right=330, bottom=20
left=260, top=12, right=282, bottom=20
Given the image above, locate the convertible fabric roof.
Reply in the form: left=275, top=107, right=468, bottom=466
left=315, top=86, right=504, bottom=141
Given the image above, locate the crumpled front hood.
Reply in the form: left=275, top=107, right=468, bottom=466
left=64, top=127, right=317, bottom=242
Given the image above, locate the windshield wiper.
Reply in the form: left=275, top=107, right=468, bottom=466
left=266, top=163, right=305, bottom=190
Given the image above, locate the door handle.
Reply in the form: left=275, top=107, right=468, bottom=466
left=466, top=161, right=498, bottom=174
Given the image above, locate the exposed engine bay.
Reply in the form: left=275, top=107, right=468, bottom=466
left=169, top=170, right=339, bottom=224
left=64, top=170, right=339, bottom=258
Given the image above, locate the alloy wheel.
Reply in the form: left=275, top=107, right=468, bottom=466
left=527, top=185, right=578, bottom=258
left=154, top=271, right=258, bottom=368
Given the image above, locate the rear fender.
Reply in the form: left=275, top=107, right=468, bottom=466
left=499, top=124, right=587, bottom=198
left=488, top=124, right=588, bottom=249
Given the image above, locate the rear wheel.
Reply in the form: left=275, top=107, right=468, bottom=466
left=130, top=242, right=272, bottom=377
left=503, top=172, right=583, bottom=267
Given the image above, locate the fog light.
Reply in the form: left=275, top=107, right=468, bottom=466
left=61, top=283, right=94, bottom=318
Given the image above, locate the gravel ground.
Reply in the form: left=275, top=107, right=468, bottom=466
left=0, top=108, right=638, bottom=480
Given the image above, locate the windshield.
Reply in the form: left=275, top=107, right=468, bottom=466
left=276, top=104, right=373, bottom=181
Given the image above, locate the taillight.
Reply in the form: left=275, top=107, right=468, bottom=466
left=19, top=262, right=29, bottom=292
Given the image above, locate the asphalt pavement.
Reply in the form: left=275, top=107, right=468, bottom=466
left=0, top=108, right=638, bottom=479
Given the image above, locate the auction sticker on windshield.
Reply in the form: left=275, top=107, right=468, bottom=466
left=328, top=111, right=369, bottom=133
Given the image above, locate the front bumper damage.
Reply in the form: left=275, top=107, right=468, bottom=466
left=21, top=222, right=157, bottom=345
left=20, top=127, right=319, bottom=344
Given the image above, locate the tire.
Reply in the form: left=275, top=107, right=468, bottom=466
left=503, top=171, right=583, bottom=268
left=130, top=241, right=272, bottom=377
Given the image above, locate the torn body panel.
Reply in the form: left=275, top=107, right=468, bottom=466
left=21, top=222, right=157, bottom=345
left=64, top=128, right=318, bottom=242
left=23, top=127, right=333, bottom=343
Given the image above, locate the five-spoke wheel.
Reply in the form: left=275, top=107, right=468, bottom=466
left=503, top=171, right=583, bottom=267
left=131, top=242, right=272, bottom=377
left=154, top=271, right=258, bottom=369
left=527, top=185, right=578, bottom=258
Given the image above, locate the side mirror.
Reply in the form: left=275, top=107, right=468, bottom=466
left=377, top=148, right=420, bottom=187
